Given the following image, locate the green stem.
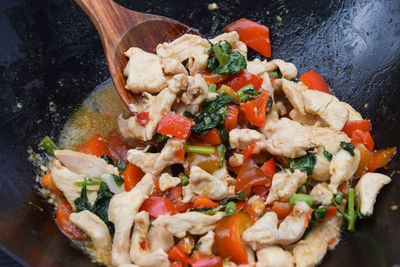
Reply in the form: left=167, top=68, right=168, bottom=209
left=347, top=188, right=356, bottom=231
left=39, top=136, right=58, bottom=156
left=289, top=193, right=313, bottom=207
left=184, top=144, right=215, bottom=155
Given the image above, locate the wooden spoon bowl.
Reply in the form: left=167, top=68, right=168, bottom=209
left=75, top=0, right=199, bottom=107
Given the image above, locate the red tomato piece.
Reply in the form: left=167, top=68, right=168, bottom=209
left=188, top=256, right=223, bottom=267
left=223, top=70, right=263, bottom=92
left=271, top=201, right=292, bottom=220
left=235, top=158, right=271, bottom=193
left=300, top=70, right=332, bottom=94
left=197, top=128, right=222, bottom=145
left=351, top=129, right=375, bottom=152
left=224, top=104, right=239, bottom=132
left=76, top=134, right=114, bottom=160
left=136, top=111, right=150, bottom=126
left=175, top=148, right=186, bottom=161
left=240, top=91, right=269, bottom=126
left=168, top=246, right=189, bottom=264
left=157, top=113, right=193, bottom=139
left=223, top=18, right=271, bottom=58
left=56, top=199, right=88, bottom=240
left=342, top=120, right=371, bottom=137
left=122, top=163, right=145, bottom=191
left=139, top=196, right=177, bottom=218
left=260, top=157, right=277, bottom=178
left=252, top=185, right=269, bottom=200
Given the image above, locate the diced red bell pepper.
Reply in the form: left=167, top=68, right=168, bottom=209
left=242, top=144, right=259, bottom=158
left=175, top=148, right=186, bottom=161
left=157, top=113, right=193, bottom=139
left=300, top=70, right=332, bottom=94
left=240, top=91, right=269, bottom=126
left=223, top=18, right=271, bottom=58
left=193, top=196, right=219, bottom=209
left=351, top=129, right=375, bottom=152
left=107, top=131, right=131, bottom=162
left=223, top=70, right=263, bottom=92
left=76, top=134, right=114, bottom=160
left=173, top=201, right=192, bottom=213
left=220, top=85, right=241, bottom=103
left=139, top=196, right=177, bottom=218
left=201, top=71, right=229, bottom=85
left=354, top=144, right=371, bottom=178
left=56, top=199, right=88, bottom=240
left=271, top=201, right=292, bottom=220
left=197, top=128, right=222, bottom=145
left=243, top=204, right=259, bottom=222
left=224, top=104, right=239, bottom=132
left=122, top=163, right=145, bottom=191
left=136, top=111, right=149, bottom=126
left=342, top=120, right=371, bottom=137
left=252, top=185, right=269, bottom=200
left=323, top=206, right=338, bottom=220
left=235, top=158, right=271, bottom=193
left=165, top=186, right=183, bottom=200
left=168, top=246, right=189, bottom=264
left=367, top=147, right=397, bottom=172
left=188, top=256, right=223, bottom=267
left=260, top=157, right=276, bottom=178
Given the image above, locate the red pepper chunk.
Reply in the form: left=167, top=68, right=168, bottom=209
left=136, top=111, right=150, bottom=126
left=223, top=70, right=263, bottom=92
left=300, top=70, right=332, bottom=94
left=157, top=113, right=193, bottom=139
left=76, top=134, right=114, bottom=160
left=242, top=144, right=259, bottom=158
left=223, top=18, right=271, bottom=58
left=224, top=104, right=239, bottom=132
left=236, top=158, right=271, bottom=193
left=122, top=163, right=145, bottom=191
left=188, top=256, right=223, bottom=267
left=351, top=129, right=375, bottom=152
left=260, top=157, right=277, bottom=178
left=139, top=196, right=177, bottom=218
left=342, top=120, right=371, bottom=137
left=240, top=91, right=269, bottom=126
left=168, top=246, right=189, bottom=264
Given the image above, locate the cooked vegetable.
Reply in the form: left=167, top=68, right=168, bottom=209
left=219, top=192, right=246, bottom=206
left=260, top=157, right=277, bottom=178
left=236, top=84, right=258, bottom=102
left=25, top=201, right=43, bottom=212
left=242, top=144, right=258, bottom=158
left=354, top=144, right=371, bottom=178
left=240, top=90, right=269, bottom=126
left=179, top=173, right=190, bottom=186
left=235, top=158, right=271, bottom=193
left=271, top=201, right=292, bottom=220
left=139, top=196, right=177, bottom=218
left=225, top=201, right=237, bottom=216
left=332, top=188, right=357, bottom=231
left=76, top=134, right=114, bottom=159
left=121, top=163, right=144, bottom=191
left=367, top=147, right=397, bottom=172
left=197, top=128, right=222, bottom=145
left=340, top=141, right=355, bottom=156
left=168, top=246, right=189, bottom=264
left=287, top=152, right=316, bottom=175
left=92, top=182, right=115, bottom=234
left=217, top=144, right=226, bottom=168
left=224, top=104, right=239, bottom=132
left=342, top=120, right=371, bottom=137
left=188, top=256, right=223, bottom=267
left=39, top=136, right=58, bottom=156
left=207, top=41, right=246, bottom=74
left=100, top=154, right=126, bottom=174
left=322, top=145, right=333, bottom=161
left=193, top=196, right=219, bottom=209
left=190, top=206, right=222, bottom=215
left=74, top=178, right=92, bottom=211
left=157, top=113, right=193, bottom=139
left=208, top=83, right=217, bottom=92
left=351, top=129, right=374, bottom=152
left=300, top=70, right=332, bottom=94
left=201, top=72, right=229, bottom=85
left=136, top=111, right=149, bottom=126
left=223, top=18, right=271, bottom=58
left=289, top=193, right=313, bottom=207
left=219, top=85, right=241, bottom=103
left=56, top=199, right=88, bottom=240
left=185, top=144, right=215, bottom=154
left=223, top=70, right=263, bottom=92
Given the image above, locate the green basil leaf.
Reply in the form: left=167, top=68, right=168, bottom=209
left=287, top=152, right=316, bottom=175
left=340, top=141, right=355, bottom=156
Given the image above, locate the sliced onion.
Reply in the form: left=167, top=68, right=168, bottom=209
left=101, top=174, right=125, bottom=194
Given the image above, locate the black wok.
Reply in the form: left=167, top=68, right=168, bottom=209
left=0, top=0, right=399, bottom=266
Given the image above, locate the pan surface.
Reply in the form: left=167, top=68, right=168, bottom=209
left=0, top=0, right=399, bottom=266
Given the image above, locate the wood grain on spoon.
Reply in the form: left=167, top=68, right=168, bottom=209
left=75, top=0, right=199, bottom=107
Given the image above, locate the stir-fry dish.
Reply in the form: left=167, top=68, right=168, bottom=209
left=38, top=19, right=396, bottom=267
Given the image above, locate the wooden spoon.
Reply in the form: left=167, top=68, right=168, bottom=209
left=75, top=0, right=199, bottom=107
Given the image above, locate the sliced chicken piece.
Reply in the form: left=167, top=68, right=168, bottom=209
left=242, top=212, right=279, bottom=250
left=108, top=174, right=154, bottom=266
left=310, top=182, right=333, bottom=205
left=247, top=195, right=266, bottom=214
left=289, top=109, right=322, bottom=127
left=69, top=210, right=112, bottom=265
left=342, top=102, right=363, bottom=121
left=181, top=74, right=208, bottom=105
left=277, top=201, right=311, bottom=245
left=329, top=148, right=361, bottom=194
left=189, top=166, right=228, bottom=200
left=127, top=138, right=185, bottom=175
left=310, top=126, right=351, bottom=155
left=119, top=74, right=187, bottom=141
left=256, top=246, right=294, bottom=267
left=197, top=231, right=215, bottom=256
left=245, top=245, right=256, bottom=266
left=210, top=31, right=247, bottom=58
left=130, top=211, right=169, bottom=267
left=229, top=153, right=244, bottom=167
left=50, top=159, right=97, bottom=209
left=310, top=149, right=331, bottom=182
left=156, top=34, right=210, bottom=75
left=266, top=170, right=308, bottom=204
left=281, top=79, right=307, bottom=114
left=54, top=150, right=118, bottom=177
left=147, top=224, right=175, bottom=253
left=124, top=47, right=168, bottom=94
left=182, top=184, right=195, bottom=203
left=161, top=57, right=188, bottom=76
left=262, top=118, right=314, bottom=158
left=158, top=173, right=181, bottom=191
left=229, top=128, right=268, bottom=151
left=260, top=71, right=274, bottom=96
left=265, top=59, right=298, bottom=80
left=247, top=58, right=268, bottom=76
left=275, top=101, right=288, bottom=116
left=292, top=215, right=342, bottom=267
left=152, top=211, right=225, bottom=238
left=355, top=172, right=391, bottom=216
left=301, top=90, right=349, bottom=130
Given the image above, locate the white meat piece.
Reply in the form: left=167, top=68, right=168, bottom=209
left=127, top=138, right=185, bottom=176
left=265, top=59, right=298, bottom=80
left=247, top=58, right=268, bottom=76
left=356, top=172, right=391, bottom=216
left=301, top=90, right=349, bottom=130
left=181, top=74, right=208, bottom=105
left=282, top=79, right=307, bottom=114
left=189, top=166, right=228, bottom=200
left=69, top=210, right=112, bottom=265
left=247, top=195, right=265, bottom=214
left=161, top=57, right=188, bottom=75
left=292, top=215, right=342, bottom=267
left=158, top=173, right=181, bottom=191
left=342, top=102, right=363, bottom=121
left=50, top=159, right=97, bottom=209
left=262, top=118, right=314, bottom=158
left=289, top=109, right=322, bottom=126
left=266, top=170, right=308, bottom=204
left=223, top=262, right=238, bottom=267
left=130, top=211, right=169, bottom=267
left=260, top=72, right=274, bottom=96
left=124, top=47, right=168, bottom=94
left=118, top=74, right=186, bottom=141
left=275, top=101, right=288, bottom=116
left=152, top=211, right=225, bottom=238
left=256, top=246, right=294, bottom=267
left=245, top=245, right=256, bottom=266
left=277, top=201, right=311, bottom=245
left=229, top=153, right=244, bottom=167
left=210, top=31, right=247, bottom=58
left=329, top=148, right=361, bottom=194
left=156, top=34, right=210, bottom=74
left=310, top=182, right=333, bottom=205
left=182, top=184, right=195, bottom=203
left=229, top=128, right=268, bottom=150
left=54, top=150, right=118, bottom=177
left=148, top=225, right=175, bottom=253
left=119, top=265, right=139, bottom=267
left=108, top=174, right=154, bottom=266
left=310, top=126, right=351, bottom=155
left=197, top=231, right=215, bottom=256
left=310, top=150, right=331, bottom=182
left=242, top=212, right=278, bottom=250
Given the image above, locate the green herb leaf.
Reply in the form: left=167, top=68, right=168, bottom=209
left=217, top=144, right=226, bottom=168
left=289, top=193, right=313, bottom=207
left=268, top=70, right=280, bottom=78
left=222, top=257, right=231, bottom=264
left=340, top=141, right=355, bottom=156
left=190, top=206, right=221, bottom=215
left=74, top=176, right=102, bottom=187
left=207, top=41, right=246, bottom=75
left=287, top=152, right=316, bottom=175
left=100, top=154, right=126, bottom=174
left=236, top=84, right=258, bottom=102
left=185, top=144, right=215, bottom=154
left=183, top=111, right=195, bottom=119
left=92, top=182, right=115, bottom=234
left=179, top=173, right=190, bottom=186
left=208, top=83, right=217, bottom=93
left=225, top=201, right=237, bottom=216
left=333, top=192, right=344, bottom=204
left=219, top=192, right=246, bottom=206
left=322, top=145, right=333, bottom=161
left=74, top=178, right=92, bottom=212
left=111, top=174, right=125, bottom=187
left=218, top=127, right=229, bottom=146
left=39, top=136, right=58, bottom=156
left=100, top=154, right=114, bottom=165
